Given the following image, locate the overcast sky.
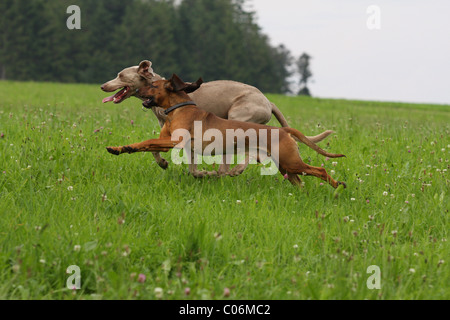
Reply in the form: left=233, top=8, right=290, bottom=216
left=246, top=0, right=450, bottom=105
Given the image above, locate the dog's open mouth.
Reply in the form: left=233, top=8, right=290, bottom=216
left=142, top=98, right=157, bottom=109
left=102, top=87, right=131, bottom=104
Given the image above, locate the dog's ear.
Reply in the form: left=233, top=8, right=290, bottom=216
left=166, top=74, right=203, bottom=93
left=183, top=78, right=203, bottom=93
left=167, top=74, right=187, bottom=92
left=138, top=60, right=155, bottom=79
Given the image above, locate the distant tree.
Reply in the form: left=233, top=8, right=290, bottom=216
left=269, top=44, right=294, bottom=94
left=0, top=0, right=293, bottom=93
left=175, top=0, right=292, bottom=93
left=0, top=0, right=14, bottom=79
left=297, top=53, right=312, bottom=96
left=0, top=0, right=45, bottom=81
left=111, top=0, right=178, bottom=79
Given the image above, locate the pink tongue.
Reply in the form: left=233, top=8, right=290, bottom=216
left=102, top=95, right=115, bottom=103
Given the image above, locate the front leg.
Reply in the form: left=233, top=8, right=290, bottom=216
left=151, top=124, right=171, bottom=169
left=216, top=153, right=251, bottom=177
left=227, top=155, right=250, bottom=177
left=107, top=137, right=179, bottom=155
left=188, top=152, right=219, bottom=178
left=152, top=152, right=169, bottom=170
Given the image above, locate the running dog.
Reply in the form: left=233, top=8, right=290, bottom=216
left=106, top=74, right=346, bottom=189
left=101, top=61, right=333, bottom=176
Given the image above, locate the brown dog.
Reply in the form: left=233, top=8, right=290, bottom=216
left=106, top=75, right=347, bottom=189
left=101, top=61, right=333, bottom=177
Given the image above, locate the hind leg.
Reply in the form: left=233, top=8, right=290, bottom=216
left=279, top=148, right=346, bottom=189
left=278, top=165, right=303, bottom=187
left=299, top=165, right=346, bottom=189
left=287, top=173, right=303, bottom=187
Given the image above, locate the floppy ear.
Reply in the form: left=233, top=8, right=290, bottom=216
left=138, top=60, right=155, bottom=79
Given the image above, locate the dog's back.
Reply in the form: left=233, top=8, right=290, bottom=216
left=189, top=80, right=272, bottom=120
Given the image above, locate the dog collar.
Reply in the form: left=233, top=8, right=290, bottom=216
left=164, top=101, right=197, bottom=115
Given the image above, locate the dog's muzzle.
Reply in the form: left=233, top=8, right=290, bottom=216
left=142, top=98, right=157, bottom=109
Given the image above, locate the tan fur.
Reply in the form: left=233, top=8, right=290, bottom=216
left=106, top=75, right=347, bottom=189
left=101, top=61, right=332, bottom=175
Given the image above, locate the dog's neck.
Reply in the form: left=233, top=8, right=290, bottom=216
left=164, top=101, right=197, bottom=116
left=163, top=92, right=197, bottom=116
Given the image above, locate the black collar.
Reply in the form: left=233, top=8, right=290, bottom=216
left=164, top=101, right=197, bottom=115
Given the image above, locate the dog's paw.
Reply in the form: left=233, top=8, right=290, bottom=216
left=191, top=171, right=207, bottom=179
left=107, top=147, right=122, bottom=156
left=337, top=181, right=347, bottom=189
left=191, top=170, right=219, bottom=179
left=158, top=159, right=169, bottom=170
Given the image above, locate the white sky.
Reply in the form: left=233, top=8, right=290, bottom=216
left=247, top=0, right=450, bottom=105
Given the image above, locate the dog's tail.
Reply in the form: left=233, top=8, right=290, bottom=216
left=283, top=128, right=346, bottom=159
left=304, top=130, right=334, bottom=144
left=271, top=103, right=290, bottom=128
left=271, top=103, right=332, bottom=144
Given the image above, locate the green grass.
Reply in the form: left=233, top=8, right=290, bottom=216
left=0, top=80, right=448, bottom=300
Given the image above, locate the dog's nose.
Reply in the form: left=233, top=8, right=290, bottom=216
left=101, top=85, right=105, bottom=91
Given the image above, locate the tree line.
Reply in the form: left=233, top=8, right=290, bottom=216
left=0, top=0, right=310, bottom=94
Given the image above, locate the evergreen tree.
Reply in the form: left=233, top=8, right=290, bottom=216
left=297, top=53, right=312, bottom=96
left=0, top=0, right=294, bottom=94
left=111, top=0, right=178, bottom=79
left=0, top=0, right=15, bottom=79
left=1, top=0, right=46, bottom=81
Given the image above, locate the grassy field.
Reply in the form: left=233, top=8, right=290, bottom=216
left=0, top=81, right=448, bottom=300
